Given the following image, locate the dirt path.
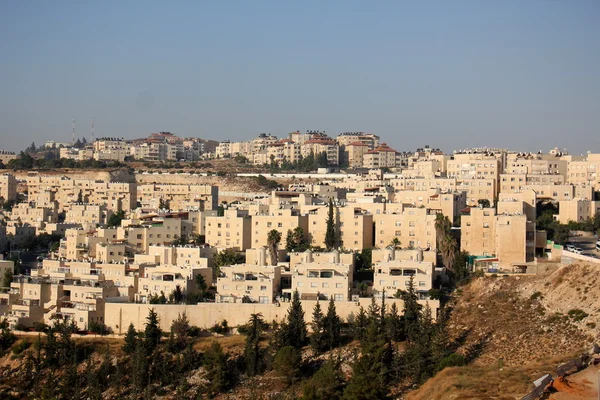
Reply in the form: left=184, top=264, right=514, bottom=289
left=549, top=365, right=600, bottom=399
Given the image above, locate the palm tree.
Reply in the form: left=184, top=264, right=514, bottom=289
left=267, top=229, right=282, bottom=266
left=434, top=213, right=457, bottom=272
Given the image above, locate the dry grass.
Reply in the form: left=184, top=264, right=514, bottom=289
left=406, top=354, right=577, bottom=400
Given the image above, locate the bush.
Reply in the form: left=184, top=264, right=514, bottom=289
left=273, top=346, right=301, bottom=385
left=210, top=320, right=230, bottom=335
left=530, top=291, right=543, bottom=300
left=568, top=309, right=589, bottom=322
left=436, top=353, right=466, bottom=372
left=12, top=340, right=30, bottom=355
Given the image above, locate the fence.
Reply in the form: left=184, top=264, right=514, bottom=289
left=520, top=344, right=600, bottom=400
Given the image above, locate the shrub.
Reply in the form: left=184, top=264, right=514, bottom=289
left=210, top=320, right=230, bottom=335
left=12, top=340, right=30, bottom=355
left=436, top=353, right=466, bottom=372
left=568, top=309, right=589, bottom=322
left=273, top=346, right=301, bottom=385
left=530, top=291, right=543, bottom=300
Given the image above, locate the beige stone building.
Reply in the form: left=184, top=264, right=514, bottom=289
left=363, top=143, right=400, bottom=168
left=205, top=209, right=252, bottom=250
left=216, top=263, right=282, bottom=304
left=373, top=258, right=434, bottom=298
left=567, top=154, right=600, bottom=189
left=289, top=259, right=353, bottom=301
left=392, top=189, right=467, bottom=220
left=373, top=207, right=438, bottom=250
left=65, top=204, right=111, bottom=228
left=307, top=205, right=374, bottom=250
left=250, top=206, right=309, bottom=249
left=557, top=199, right=600, bottom=224
left=10, top=202, right=58, bottom=229
left=0, top=173, right=17, bottom=202
left=0, top=151, right=17, bottom=165
left=137, top=183, right=218, bottom=211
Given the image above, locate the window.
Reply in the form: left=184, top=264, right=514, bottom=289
left=311, top=282, right=318, bottom=288
left=322, top=283, right=329, bottom=288
left=297, top=282, right=304, bottom=287
left=334, top=294, right=344, bottom=301
left=261, top=285, right=267, bottom=291
left=336, top=283, right=343, bottom=288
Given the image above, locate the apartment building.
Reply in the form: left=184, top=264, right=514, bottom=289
left=65, top=204, right=111, bottom=228
left=371, top=248, right=437, bottom=265
left=205, top=209, right=252, bottom=250
left=0, top=173, right=17, bottom=202
left=392, top=189, right=467, bottom=219
left=10, top=202, right=58, bottom=229
left=373, top=259, right=434, bottom=298
left=251, top=206, right=309, bottom=249
left=363, top=143, right=401, bottom=168
left=307, top=205, right=374, bottom=250
left=567, top=154, right=600, bottom=189
left=289, top=259, right=353, bottom=301
left=117, top=218, right=182, bottom=254
left=216, top=263, right=282, bottom=304
left=557, top=199, right=600, bottom=224
left=0, top=151, right=17, bottom=165
left=137, top=183, right=218, bottom=211
left=373, top=207, right=438, bottom=250
left=136, top=264, right=212, bottom=302
left=461, top=205, right=536, bottom=267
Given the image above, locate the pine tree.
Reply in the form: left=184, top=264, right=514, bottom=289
left=367, top=297, right=381, bottom=328
left=122, top=323, right=138, bottom=354
left=301, top=357, right=345, bottom=400
left=310, top=301, right=325, bottom=353
left=404, top=303, right=434, bottom=384
left=342, top=321, right=391, bottom=400
left=244, top=313, right=264, bottom=376
left=204, top=341, right=232, bottom=396
left=323, top=297, right=341, bottom=350
left=353, top=306, right=368, bottom=342
left=277, top=290, right=307, bottom=349
left=402, top=275, right=422, bottom=343
left=144, top=308, right=161, bottom=354
left=386, top=302, right=404, bottom=342
left=325, top=198, right=336, bottom=250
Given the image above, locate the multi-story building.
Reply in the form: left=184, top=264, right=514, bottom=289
left=137, top=183, right=218, bottom=211
left=65, top=204, right=111, bottom=228
left=373, top=257, right=434, bottom=298
left=289, top=256, right=353, bottom=301
left=363, top=143, right=401, bottom=168
left=0, top=151, right=17, bottom=165
left=373, top=207, right=438, bottom=250
left=205, top=209, right=252, bottom=250
left=216, top=262, right=282, bottom=304
left=557, top=199, right=600, bottom=224
left=307, top=205, right=374, bottom=250
left=250, top=206, right=309, bottom=249
left=0, top=173, right=17, bottom=202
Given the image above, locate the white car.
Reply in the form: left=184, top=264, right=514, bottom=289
left=573, top=248, right=583, bottom=254
left=566, top=245, right=576, bottom=252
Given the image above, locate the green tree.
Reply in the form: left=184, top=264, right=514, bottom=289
left=76, top=190, right=83, bottom=203
left=343, top=321, right=391, bottom=400
left=401, top=276, right=422, bottom=343
left=477, top=199, right=491, bottom=208
left=244, top=313, right=265, bottom=377
left=274, top=346, right=302, bottom=385
left=386, top=302, right=404, bottom=342
left=356, top=248, right=372, bottom=270
left=301, top=358, right=345, bottom=400
left=267, top=229, right=282, bottom=266
left=325, top=198, right=336, bottom=250
left=170, top=312, right=190, bottom=351
left=2, top=269, right=13, bottom=288
left=353, top=306, right=368, bottom=341
left=195, top=274, right=208, bottom=301
left=323, top=297, right=341, bottom=350
left=310, top=301, right=325, bottom=353
left=277, top=290, right=307, bottom=349
left=158, top=198, right=169, bottom=209
left=144, top=308, right=161, bottom=353
left=107, top=210, right=125, bottom=228
left=203, top=341, right=232, bottom=396
left=171, top=285, right=184, bottom=304
left=122, top=323, right=138, bottom=354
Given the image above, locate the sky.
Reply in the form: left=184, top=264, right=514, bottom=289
left=1, top=1, right=599, bottom=155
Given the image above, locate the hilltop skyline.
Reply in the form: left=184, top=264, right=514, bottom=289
left=1, top=1, right=599, bottom=154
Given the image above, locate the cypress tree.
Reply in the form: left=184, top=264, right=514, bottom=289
left=204, top=341, right=232, bottom=396
left=278, top=290, right=307, bottom=349
left=323, top=297, right=341, bottom=350
left=325, top=198, right=336, bottom=250
left=244, top=313, right=264, bottom=376
left=310, top=301, right=325, bottom=353
left=386, top=302, right=404, bottom=342
left=353, top=306, right=368, bottom=342
left=122, top=323, right=138, bottom=354
left=144, top=307, right=162, bottom=354
left=402, top=275, right=422, bottom=343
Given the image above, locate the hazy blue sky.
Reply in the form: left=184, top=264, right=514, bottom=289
left=1, top=1, right=599, bottom=154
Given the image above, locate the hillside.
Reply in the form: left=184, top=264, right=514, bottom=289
left=407, top=262, right=600, bottom=399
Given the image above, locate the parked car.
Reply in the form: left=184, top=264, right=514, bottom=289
left=573, top=248, right=583, bottom=254
left=566, top=245, right=576, bottom=252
